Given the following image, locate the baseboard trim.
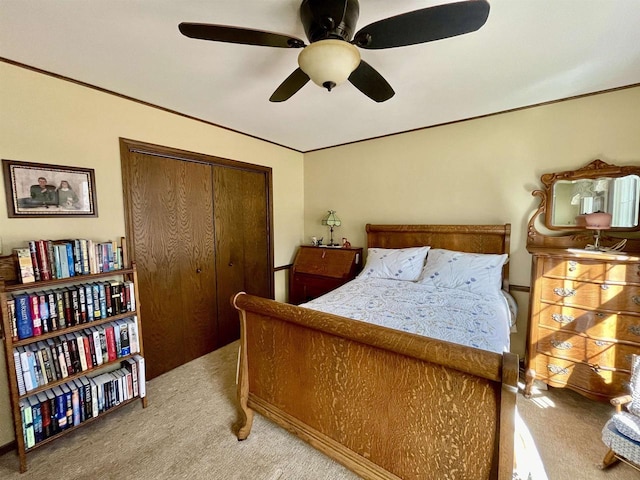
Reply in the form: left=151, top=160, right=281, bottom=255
left=0, top=440, right=16, bottom=456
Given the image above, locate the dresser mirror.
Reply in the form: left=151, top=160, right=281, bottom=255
left=528, top=159, right=640, bottom=251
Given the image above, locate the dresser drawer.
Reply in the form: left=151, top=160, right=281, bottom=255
left=537, top=329, right=638, bottom=371
left=538, top=304, right=640, bottom=343
left=535, top=354, right=630, bottom=399
left=542, top=257, right=640, bottom=284
left=540, top=278, right=640, bottom=312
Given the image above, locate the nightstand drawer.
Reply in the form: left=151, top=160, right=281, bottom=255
left=540, top=278, right=640, bottom=312
left=542, top=257, right=640, bottom=284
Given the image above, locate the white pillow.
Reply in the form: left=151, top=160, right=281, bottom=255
left=417, top=248, right=508, bottom=295
left=358, top=246, right=430, bottom=281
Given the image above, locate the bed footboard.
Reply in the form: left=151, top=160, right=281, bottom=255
left=233, top=292, right=518, bottom=480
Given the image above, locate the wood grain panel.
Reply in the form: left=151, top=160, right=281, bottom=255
left=235, top=293, right=517, bottom=480
left=124, top=152, right=216, bottom=378
left=537, top=304, right=640, bottom=344
left=539, top=277, right=640, bottom=312
left=542, top=256, right=640, bottom=284
left=213, top=166, right=270, bottom=347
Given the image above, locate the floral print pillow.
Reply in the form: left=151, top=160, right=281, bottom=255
left=417, top=248, right=508, bottom=295
left=358, top=246, right=430, bottom=281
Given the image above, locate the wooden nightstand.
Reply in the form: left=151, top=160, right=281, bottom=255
left=289, top=246, right=363, bottom=305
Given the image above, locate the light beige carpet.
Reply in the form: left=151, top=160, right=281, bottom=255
left=0, top=341, right=637, bottom=479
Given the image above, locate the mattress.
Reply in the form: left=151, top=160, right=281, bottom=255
left=301, top=277, right=511, bottom=354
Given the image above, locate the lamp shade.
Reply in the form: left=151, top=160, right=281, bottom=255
left=298, top=40, right=361, bottom=91
left=322, top=210, right=341, bottom=227
left=576, top=212, right=612, bottom=229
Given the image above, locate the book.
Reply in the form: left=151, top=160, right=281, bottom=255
left=46, top=290, right=58, bottom=331
left=13, top=248, right=35, bottom=284
left=46, top=240, right=57, bottom=280
left=20, top=398, right=35, bottom=448
left=69, top=381, right=81, bottom=426
left=117, top=319, right=130, bottom=356
left=70, top=286, right=80, bottom=326
left=7, top=297, right=18, bottom=341
left=52, top=386, right=67, bottom=431
left=45, top=389, right=58, bottom=436
left=60, top=383, right=73, bottom=427
left=123, top=358, right=138, bottom=398
left=28, top=241, right=41, bottom=282
left=105, top=325, right=117, bottom=362
left=28, top=292, right=42, bottom=337
left=54, top=289, right=66, bottom=329
left=46, top=338, right=63, bottom=380
left=29, top=343, right=46, bottom=388
left=133, top=354, right=146, bottom=398
left=18, top=346, right=37, bottom=392
left=14, top=293, right=33, bottom=339
left=39, top=340, right=58, bottom=383
left=36, top=391, right=52, bottom=439
left=13, top=348, right=26, bottom=395
left=35, top=240, right=51, bottom=281
left=29, top=395, right=42, bottom=444
left=128, top=318, right=140, bottom=354
left=85, top=284, right=94, bottom=322
left=74, top=332, right=88, bottom=372
left=37, top=291, right=50, bottom=334
left=55, top=243, right=70, bottom=278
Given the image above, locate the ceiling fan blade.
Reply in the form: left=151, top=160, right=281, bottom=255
left=270, top=68, right=311, bottom=102
left=353, top=0, right=490, bottom=50
left=179, top=23, right=305, bottom=48
left=348, top=61, right=395, bottom=102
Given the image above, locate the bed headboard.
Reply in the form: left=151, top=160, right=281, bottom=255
left=365, top=223, right=511, bottom=290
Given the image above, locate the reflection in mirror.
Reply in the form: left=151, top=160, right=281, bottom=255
left=552, top=174, right=640, bottom=228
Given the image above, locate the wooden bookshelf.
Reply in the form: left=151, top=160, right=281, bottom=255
left=0, top=256, right=147, bottom=473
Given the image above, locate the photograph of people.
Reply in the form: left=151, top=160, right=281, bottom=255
left=57, top=180, right=79, bottom=209
left=17, top=176, right=58, bottom=207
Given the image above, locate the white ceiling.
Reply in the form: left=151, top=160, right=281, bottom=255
left=2, top=1, right=640, bottom=152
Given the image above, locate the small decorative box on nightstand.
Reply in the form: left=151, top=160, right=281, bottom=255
left=289, top=246, right=362, bottom=305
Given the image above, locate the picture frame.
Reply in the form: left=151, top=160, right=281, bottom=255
left=2, top=159, right=98, bottom=218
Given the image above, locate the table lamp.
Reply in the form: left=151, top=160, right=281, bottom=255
left=576, top=211, right=612, bottom=251
left=322, top=210, right=341, bottom=246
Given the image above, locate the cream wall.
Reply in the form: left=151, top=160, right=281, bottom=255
left=304, top=86, right=640, bottom=358
left=0, top=62, right=305, bottom=445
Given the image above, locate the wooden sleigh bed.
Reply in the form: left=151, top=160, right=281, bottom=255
left=232, top=224, right=519, bottom=480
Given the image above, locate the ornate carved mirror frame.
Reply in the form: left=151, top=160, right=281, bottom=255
left=527, top=159, right=640, bottom=252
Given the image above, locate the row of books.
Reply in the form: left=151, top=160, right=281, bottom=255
left=20, top=355, right=145, bottom=449
left=13, top=318, right=140, bottom=395
left=14, top=238, right=125, bottom=284
left=6, top=280, right=135, bottom=341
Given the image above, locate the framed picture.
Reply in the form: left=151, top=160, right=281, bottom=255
left=2, top=159, right=98, bottom=218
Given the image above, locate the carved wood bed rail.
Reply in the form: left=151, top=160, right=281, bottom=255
left=233, top=224, right=518, bottom=480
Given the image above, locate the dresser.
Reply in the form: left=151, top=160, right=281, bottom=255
left=525, top=247, right=640, bottom=401
left=289, top=246, right=362, bottom=305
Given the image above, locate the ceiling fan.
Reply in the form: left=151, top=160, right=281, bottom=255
left=179, top=0, right=490, bottom=103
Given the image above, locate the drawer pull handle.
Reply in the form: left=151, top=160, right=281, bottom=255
left=568, top=261, right=577, bottom=272
left=633, top=296, right=640, bottom=305
left=551, top=340, right=572, bottom=350
left=595, top=312, right=605, bottom=318
left=553, top=288, right=576, bottom=297
left=594, top=340, right=609, bottom=347
left=547, top=365, right=569, bottom=375
left=601, top=284, right=610, bottom=291
left=552, top=313, right=574, bottom=325
left=628, top=325, right=640, bottom=336
left=589, top=363, right=601, bottom=373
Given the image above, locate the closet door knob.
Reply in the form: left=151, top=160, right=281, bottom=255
left=196, top=268, right=202, bottom=273
left=228, top=262, right=234, bottom=267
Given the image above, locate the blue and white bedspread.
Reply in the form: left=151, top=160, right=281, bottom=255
left=301, top=277, right=511, bottom=354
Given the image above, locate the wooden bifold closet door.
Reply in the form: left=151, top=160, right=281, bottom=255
left=120, top=139, right=273, bottom=379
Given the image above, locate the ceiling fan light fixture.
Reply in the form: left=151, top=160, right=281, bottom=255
left=298, top=39, right=361, bottom=91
